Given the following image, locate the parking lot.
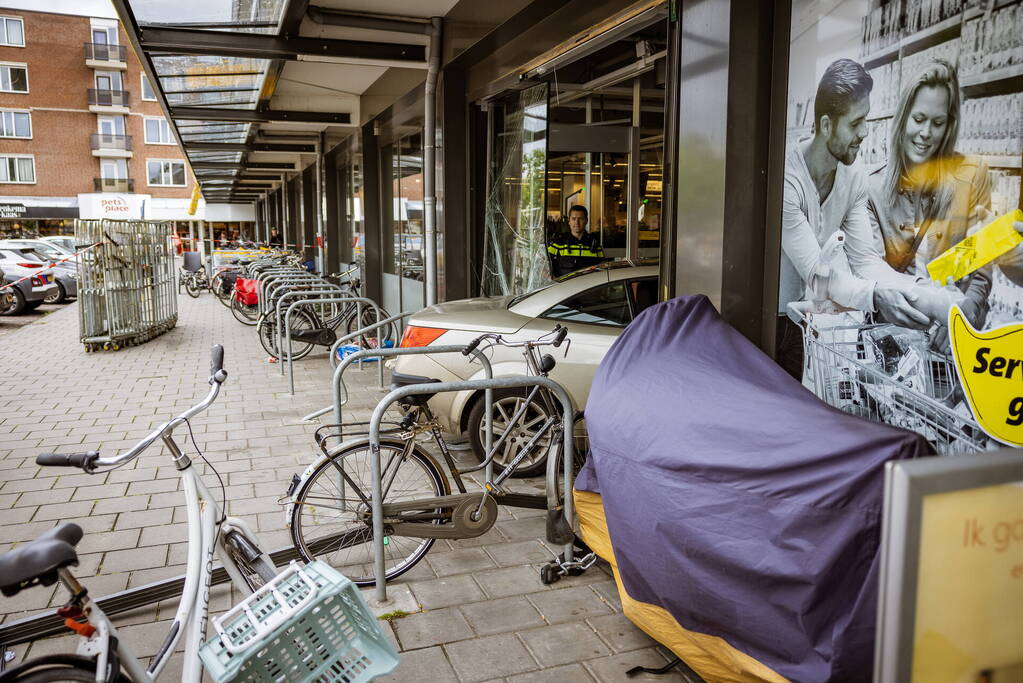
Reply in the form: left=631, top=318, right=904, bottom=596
left=0, top=293, right=692, bottom=682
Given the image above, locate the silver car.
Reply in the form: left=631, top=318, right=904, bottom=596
left=0, top=249, right=58, bottom=314
left=0, top=241, right=78, bottom=303
left=392, top=260, right=659, bottom=476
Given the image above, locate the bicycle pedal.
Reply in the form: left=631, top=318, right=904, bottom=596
left=483, top=482, right=506, bottom=496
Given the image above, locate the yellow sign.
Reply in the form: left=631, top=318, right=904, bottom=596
left=927, top=209, right=1023, bottom=284
left=187, top=182, right=201, bottom=216
left=912, top=482, right=1023, bottom=683
left=949, top=306, right=1023, bottom=447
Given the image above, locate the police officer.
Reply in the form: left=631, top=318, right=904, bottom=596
left=548, top=205, right=606, bottom=277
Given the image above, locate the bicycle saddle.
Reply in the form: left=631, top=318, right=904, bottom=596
left=390, top=371, right=441, bottom=406
left=0, top=523, right=83, bottom=597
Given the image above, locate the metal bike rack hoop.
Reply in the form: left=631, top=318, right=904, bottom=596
left=367, top=375, right=575, bottom=602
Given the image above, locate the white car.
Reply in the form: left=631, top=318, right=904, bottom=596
left=392, top=260, right=658, bottom=476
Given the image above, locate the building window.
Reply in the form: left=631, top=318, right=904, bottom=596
left=144, top=117, right=174, bottom=144
left=141, top=74, right=157, bottom=101
left=0, top=110, right=30, bottom=138
left=0, top=17, right=24, bottom=47
left=147, top=159, right=186, bottom=186
left=0, top=154, right=35, bottom=183
left=0, top=63, right=27, bottom=93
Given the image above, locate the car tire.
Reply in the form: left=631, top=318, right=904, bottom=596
left=2, top=287, right=26, bottom=315
left=467, top=389, right=556, bottom=478
left=25, top=300, right=42, bottom=311
left=44, top=281, right=67, bottom=304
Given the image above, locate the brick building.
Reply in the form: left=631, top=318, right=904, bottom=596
left=0, top=6, right=200, bottom=235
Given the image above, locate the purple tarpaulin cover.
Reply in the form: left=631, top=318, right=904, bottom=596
left=575, top=295, right=930, bottom=682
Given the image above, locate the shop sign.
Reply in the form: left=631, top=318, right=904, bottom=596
left=0, top=203, right=27, bottom=219
left=78, top=193, right=148, bottom=220
left=950, top=306, right=1023, bottom=447
left=777, top=0, right=1023, bottom=455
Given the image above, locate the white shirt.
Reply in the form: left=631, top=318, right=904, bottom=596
left=780, top=142, right=904, bottom=312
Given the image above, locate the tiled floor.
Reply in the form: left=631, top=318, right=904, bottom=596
left=0, top=291, right=693, bottom=681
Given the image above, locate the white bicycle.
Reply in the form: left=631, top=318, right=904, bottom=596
left=0, top=346, right=396, bottom=682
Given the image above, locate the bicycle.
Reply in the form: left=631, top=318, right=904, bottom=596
left=0, top=347, right=397, bottom=682
left=229, top=253, right=305, bottom=326
left=256, top=270, right=394, bottom=361
left=285, top=326, right=585, bottom=586
left=180, top=265, right=209, bottom=298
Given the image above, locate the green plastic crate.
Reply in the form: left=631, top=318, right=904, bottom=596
left=199, top=561, right=399, bottom=682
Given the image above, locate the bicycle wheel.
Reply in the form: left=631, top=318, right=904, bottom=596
left=231, top=296, right=259, bottom=326
left=223, top=529, right=277, bottom=593
left=290, top=439, right=447, bottom=586
left=1, top=655, right=129, bottom=682
left=184, top=275, right=202, bottom=298
left=345, top=304, right=394, bottom=345
left=211, top=272, right=233, bottom=308
left=257, top=309, right=318, bottom=361
left=467, top=389, right=556, bottom=478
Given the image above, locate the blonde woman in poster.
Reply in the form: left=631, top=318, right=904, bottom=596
left=866, top=60, right=995, bottom=349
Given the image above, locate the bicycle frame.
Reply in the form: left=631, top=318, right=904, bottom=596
left=37, top=352, right=274, bottom=683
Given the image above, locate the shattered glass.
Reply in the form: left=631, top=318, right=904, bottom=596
left=482, top=83, right=552, bottom=296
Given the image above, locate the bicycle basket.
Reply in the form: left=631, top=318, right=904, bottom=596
left=234, top=278, right=259, bottom=306
left=198, top=561, right=399, bottom=683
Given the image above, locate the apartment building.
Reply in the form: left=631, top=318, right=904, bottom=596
left=0, top=6, right=197, bottom=235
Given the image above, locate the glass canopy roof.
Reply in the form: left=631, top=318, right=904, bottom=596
left=123, top=0, right=287, bottom=200
left=129, top=0, right=286, bottom=33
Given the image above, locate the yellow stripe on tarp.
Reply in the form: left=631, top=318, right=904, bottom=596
left=574, top=489, right=790, bottom=683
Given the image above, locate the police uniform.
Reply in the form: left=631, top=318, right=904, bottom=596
left=547, top=231, right=606, bottom=277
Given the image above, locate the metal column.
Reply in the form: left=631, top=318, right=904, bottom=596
left=318, top=132, right=327, bottom=275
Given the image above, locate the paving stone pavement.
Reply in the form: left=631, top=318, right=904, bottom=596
left=0, top=292, right=696, bottom=682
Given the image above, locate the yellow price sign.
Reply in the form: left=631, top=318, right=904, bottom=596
left=949, top=306, right=1023, bottom=447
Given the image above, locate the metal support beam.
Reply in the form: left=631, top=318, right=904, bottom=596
left=307, top=6, right=431, bottom=35
left=138, top=26, right=426, bottom=62
left=184, top=141, right=315, bottom=153
left=169, top=107, right=352, bottom=124
left=190, top=161, right=296, bottom=170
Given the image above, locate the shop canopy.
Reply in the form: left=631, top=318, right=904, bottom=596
left=112, top=0, right=438, bottom=204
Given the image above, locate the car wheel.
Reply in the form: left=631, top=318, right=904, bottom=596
left=2, top=287, right=26, bottom=315
left=467, top=389, right=556, bottom=478
left=44, top=281, right=67, bottom=304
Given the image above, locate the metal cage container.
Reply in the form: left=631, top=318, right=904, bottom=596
left=76, top=220, right=178, bottom=351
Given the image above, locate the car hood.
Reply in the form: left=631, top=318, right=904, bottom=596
left=410, top=295, right=528, bottom=333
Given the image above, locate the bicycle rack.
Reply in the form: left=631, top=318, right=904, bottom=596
left=322, top=345, right=494, bottom=471
left=280, top=295, right=384, bottom=394
left=272, top=287, right=345, bottom=374
left=367, top=375, right=577, bottom=602
left=327, top=309, right=413, bottom=371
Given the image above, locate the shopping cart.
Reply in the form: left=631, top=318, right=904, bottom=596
left=787, top=302, right=991, bottom=455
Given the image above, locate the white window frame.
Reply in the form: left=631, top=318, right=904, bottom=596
left=141, top=73, right=157, bottom=101
left=97, top=114, right=125, bottom=136
left=143, top=116, right=174, bottom=145
left=146, top=158, right=187, bottom=187
left=0, top=153, right=35, bottom=184
left=0, top=62, right=28, bottom=94
left=100, top=158, right=128, bottom=180
left=0, top=16, right=24, bottom=48
left=0, top=108, right=31, bottom=139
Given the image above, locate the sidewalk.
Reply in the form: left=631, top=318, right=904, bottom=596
left=0, top=293, right=690, bottom=681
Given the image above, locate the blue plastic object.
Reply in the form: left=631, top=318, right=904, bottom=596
left=199, top=561, right=399, bottom=682
left=336, top=339, right=395, bottom=363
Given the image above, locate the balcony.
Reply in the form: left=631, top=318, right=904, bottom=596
left=84, top=42, right=127, bottom=70
left=90, top=133, right=133, bottom=158
left=87, top=88, right=130, bottom=114
left=93, top=177, right=134, bottom=193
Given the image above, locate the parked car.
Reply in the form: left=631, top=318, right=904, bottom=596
left=0, top=249, right=57, bottom=315
left=41, top=235, right=80, bottom=253
left=392, top=260, right=659, bottom=475
left=0, top=241, right=78, bottom=304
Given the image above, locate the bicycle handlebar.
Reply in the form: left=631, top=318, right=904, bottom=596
left=37, top=345, right=228, bottom=472
left=462, top=325, right=569, bottom=356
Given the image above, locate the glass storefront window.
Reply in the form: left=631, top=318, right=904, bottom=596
left=483, top=83, right=551, bottom=295
left=384, top=132, right=425, bottom=281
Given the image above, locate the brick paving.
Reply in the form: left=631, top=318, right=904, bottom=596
left=0, top=291, right=693, bottom=681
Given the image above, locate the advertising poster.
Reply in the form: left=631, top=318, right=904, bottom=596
left=780, top=0, right=1023, bottom=453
